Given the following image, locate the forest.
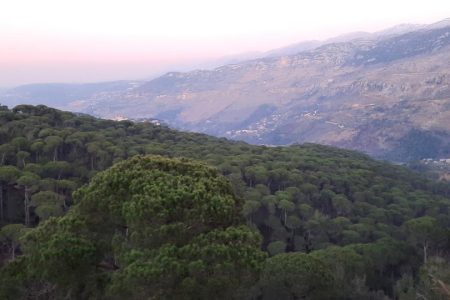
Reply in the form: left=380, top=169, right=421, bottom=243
left=1, top=104, right=450, bottom=299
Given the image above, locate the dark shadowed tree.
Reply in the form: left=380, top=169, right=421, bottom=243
left=10, top=156, right=266, bottom=299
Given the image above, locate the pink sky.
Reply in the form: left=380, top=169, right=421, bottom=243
left=1, top=0, right=449, bottom=87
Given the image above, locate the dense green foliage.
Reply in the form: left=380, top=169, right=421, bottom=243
left=1, top=156, right=265, bottom=299
left=1, top=105, right=450, bottom=299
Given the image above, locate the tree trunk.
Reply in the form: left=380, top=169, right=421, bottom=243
left=11, top=242, right=16, bottom=260
left=24, top=188, right=30, bottom=227
left=288, top=229, right=296, bottom=251
left=0, top=184, right=3, bottom=221
left=424, top=242, right=429, bottom=264
left=304, top=230, right=312, bottom=253
left=53, top=148, right=57, bottom=161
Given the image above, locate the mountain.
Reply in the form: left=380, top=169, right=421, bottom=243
left=264, top=40, right=323, bottom=57
left=0, top=81, right=143, bottom=111
left=2, top=19, right=450, bottom=161
left=263, top=22, right=426, bottom=58
left=426, top=17, right=450, bottom=30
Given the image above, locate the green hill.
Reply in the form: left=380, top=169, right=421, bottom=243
left=1, top=105, right=450, bottom=299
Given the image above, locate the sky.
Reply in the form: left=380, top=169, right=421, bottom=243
left=1, top=0, right=449, bottom=87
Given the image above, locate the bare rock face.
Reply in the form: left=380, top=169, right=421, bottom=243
left=3, top=23, right=450, bottom=161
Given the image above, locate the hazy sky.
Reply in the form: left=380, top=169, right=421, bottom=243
left=1, top=0, right=449, bottom=87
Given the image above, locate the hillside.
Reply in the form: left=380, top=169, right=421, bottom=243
left=1, top=105, right=450, bottom=298
left=2, top=20, right=450, bottom=161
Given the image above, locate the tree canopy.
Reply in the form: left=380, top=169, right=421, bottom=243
left=1, top=105, right=450, bottom=299
left=1, top=155, right=265, bottom=299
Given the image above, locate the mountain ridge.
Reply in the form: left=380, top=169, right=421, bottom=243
left=2, top=18, right=450, bottom=161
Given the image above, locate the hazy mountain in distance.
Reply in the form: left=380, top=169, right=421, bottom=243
left=374, top=23, right=424, bottom=37
left=266, top=22, right=428, bottom=58
left=0, top=81, right=144, bottom=110
left=204, top=51, right=265, bottom=66
left=264, top=40, right=323, bottom=57
left=426, top=17, right=450, bottom=30
left=265, top=17, right=450, bottom=60
left=3, top=18, right=450, bottom=162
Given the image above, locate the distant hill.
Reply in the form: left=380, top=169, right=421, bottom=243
left=0, top=81, right=142, bottom=113
left=2, top=18, right=450, bottom=161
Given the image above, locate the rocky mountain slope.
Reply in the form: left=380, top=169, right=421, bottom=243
left=2, top=19, right=450, bottom=161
